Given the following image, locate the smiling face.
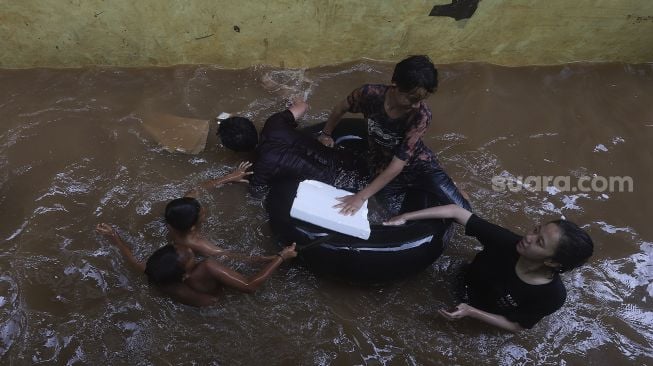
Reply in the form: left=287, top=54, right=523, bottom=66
left=516, top=223, right=562, bottom=263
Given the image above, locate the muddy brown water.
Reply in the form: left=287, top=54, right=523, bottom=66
left=0, top=62, right=651, bottom=365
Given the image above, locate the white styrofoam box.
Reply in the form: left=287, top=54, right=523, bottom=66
left=290, top=180, right=371, bottom=240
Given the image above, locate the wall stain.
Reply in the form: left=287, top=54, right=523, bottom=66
left=626, top=14, right=653, bottom=23
left=430, top=0, right=480, bottom=21
left=195, top=34, right=214, bottom=40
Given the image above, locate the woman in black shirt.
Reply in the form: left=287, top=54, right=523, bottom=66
left=384, top=204, right=593, bottom=332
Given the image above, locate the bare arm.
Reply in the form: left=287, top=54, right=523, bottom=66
left=185, top=161, right=253, bottom=198
left=317, top=98, right=350, bottom=147
left=180, top=237, right=226, bottom=258
left=95, top=223, right=146, bottom=273
left=384, top=204, right=473, bottom=226
left=200, top=243, right=297, bottom=293
left=334, top=157, right=406, bottom=215
left=438, top=303, right=524, bottom=333
left=288, top=98, right=309, bottom=120
left=160, top=282, right=219, bottom=307
left=217, top=252, right=277, bottom=264
left=180, top=236, right=275, bottom=263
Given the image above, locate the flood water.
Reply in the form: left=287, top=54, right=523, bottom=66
left=1, top=62, right=651, bottom=365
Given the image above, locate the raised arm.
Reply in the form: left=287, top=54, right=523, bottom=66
left=199, top=243, right=297, bottom=293
left=288, top=97, right=309, bottom=120
left=317, top=98, right=350, bottom=147
left=184, top=161, right=253, bottom=198
left=384, top=204, right=473, bottom=226
left=95, top=223, right=146, bottom=273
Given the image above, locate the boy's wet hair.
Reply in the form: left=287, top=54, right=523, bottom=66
left=549, top=219, right=594, bottom=273
left=144, top=245, right=185, bottom=284
left=218, top=117, right=258, bottom=152
left=165, top=197, right=201, bottom=232
left=392, top=55, right=438, bottom=93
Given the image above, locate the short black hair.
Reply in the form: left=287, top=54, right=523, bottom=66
left=549, top=220, right=594, bottom=273
left=392, top=55, right=438, bottom=93
left=217, top=117, right=258, bottom=152
left=165, top=197, right=201, bottom=232
left=144, top=245, right=185, bottom=285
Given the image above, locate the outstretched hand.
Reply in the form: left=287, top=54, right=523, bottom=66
left=95, top=223, right=118, bottom=238
left=224, top=161, right=253, bottom=183
left=333, top=194, right=365, bottom=216
left=438, top=303, right=473, bottom=321
left=278, top=242, right=298, bottom=261
left=383, top=214, right=407, bottom=226
left=96, top=223, right=145, bottom=272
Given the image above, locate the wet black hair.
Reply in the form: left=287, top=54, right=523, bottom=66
left=217, top=116, right=258, bottom=152
left=165, top=197, right=201, bottom=232
left=144, top=245, right=185, bottom=285
left=391, top=55, right=438, bottom=93
left=549, top=220, right=594, bottom=273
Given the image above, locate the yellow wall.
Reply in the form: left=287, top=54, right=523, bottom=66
left=1, top=0, right=652, bottom=68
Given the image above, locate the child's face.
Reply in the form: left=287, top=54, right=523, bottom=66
left=516, top=223, right=561, bottom=262
left=394, top=87, right=431, bottom=109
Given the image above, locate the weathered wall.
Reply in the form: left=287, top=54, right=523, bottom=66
left=1, top=0, right=652, bottom=68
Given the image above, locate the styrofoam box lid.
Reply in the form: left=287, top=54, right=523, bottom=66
left=290, top=180, right=371, bottom=240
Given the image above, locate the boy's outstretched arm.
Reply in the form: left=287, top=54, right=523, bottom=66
left=96, top=223, right=146, bottom=273
left=184, top=161, right=253, bottom=198
left=214, top=249, right=277, bottom=263
left=200, top=243, right=297, bottom=293
left=182, top=237, right=275, bottom=263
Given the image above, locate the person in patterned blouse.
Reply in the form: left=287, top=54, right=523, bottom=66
left=318, top=55, right=471, bottom=215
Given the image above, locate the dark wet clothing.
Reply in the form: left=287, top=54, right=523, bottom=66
left=249, top=110, right=354, bottom=197
left=346, top=84, right=471, bottom=209
left=347, top=84, right=436, bottom=173
left=463, top=214, right=566, bottom=329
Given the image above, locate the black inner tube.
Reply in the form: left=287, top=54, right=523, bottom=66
left=265, top=119, right=454, bottom=282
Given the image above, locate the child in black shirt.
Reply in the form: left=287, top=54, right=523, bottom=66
left=384, top=204, right=593, bottom=332
left=217, top=99, right=357, bottom=198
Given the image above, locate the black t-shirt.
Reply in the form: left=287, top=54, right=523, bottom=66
left=464, top=214, right=566, bottom=329
left=249, top=110, right=346, bottom=197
